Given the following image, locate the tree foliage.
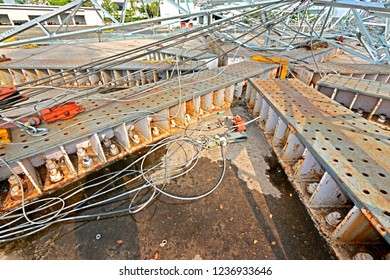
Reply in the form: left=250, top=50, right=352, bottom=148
left=47, top=0, right=71, bottom=6
left=101, top=0, right=119, bottom=21
left=138, top=1, right=160, bottom=18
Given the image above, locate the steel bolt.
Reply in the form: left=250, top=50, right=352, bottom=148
left=102, top=137, right=112, bottom=149
left=325, top=211, right=342, bottom=227
left=109, top=144, right=119, bottom=156
left=353, top=252, right=373, bottom=260
left=82, top=156, right=94, bottom=168
left=356, top=108, right=364, bottom=116
left=10, top=185, right=21, bottom=199
left=49, top=168, right=63, bottom=183
left=306, top=182, right=318, bottom=195
left=77, top=147, right=86, bottom=157
left=45, top=159, right=57, bottom=170
left=132, top=134, right=140, bottom=144
left=46, top=159, right=63, bottom=183
left=8, top=175, right=20, bottom=187
left=377, top=114, right=386, bottom=124
left=151, top=126, right=160, bottom=136
left=170, top=119, right=176, bottom=128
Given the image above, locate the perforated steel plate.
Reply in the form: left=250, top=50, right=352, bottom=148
left=148, top=47, right=217, bottom=60
left=298, top=63, right=390, bottom=75
left=317, top=74, right=390, bottom=100
left=0, top=60, right=207, bottom=71
left=251, top=78, right=390, bottom=241
left=0, top=61, right=278, bottom=164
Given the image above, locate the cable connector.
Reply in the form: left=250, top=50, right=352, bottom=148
left=226, top=132, right=248, bottom=143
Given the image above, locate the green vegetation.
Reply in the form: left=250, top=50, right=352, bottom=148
left=101, top=0, right=119, bottom=22
left=47, top=0, right=71, bottom=5
left=138, top=1, right=160, bottom=18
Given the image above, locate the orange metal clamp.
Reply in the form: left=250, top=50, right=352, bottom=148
left=40, top=102, right=85, bottom=123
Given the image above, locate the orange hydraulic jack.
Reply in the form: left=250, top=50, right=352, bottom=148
left=233, top=115, right=246, bottom=132
left=0, top=86, right=28, bottom=109
left=40, top=102, right=85, bottom=123
left=250, top=56, right=288, bottom=78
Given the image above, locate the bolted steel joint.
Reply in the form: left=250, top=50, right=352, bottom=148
left=77, top=147, right=87, bottom=157
left=82, top=156, right=94, bottom=168
left=151, top=126, right=160, bottom=136
left=46, top=159, right=63, bottom=183
left=353, top=252, right=373, bottom=260
left=109, top=144, right=119, bottom=156
left=102, top=137, right=112, bottom=149
left=306, top=182, right=318, bottom=195
left=8, top=174, right=20, bottom=187
left=325, top=211, right=342, bottom=227
left=132, top=134, right=140, bottom=144
left=377, top=114, right=386, bottom=124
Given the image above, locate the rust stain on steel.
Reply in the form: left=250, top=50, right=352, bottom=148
left=250, top=78, right=390, bottom=242
left=288, top=124, right=296, bottom=134
left=361, top=207, right=388, bottom=237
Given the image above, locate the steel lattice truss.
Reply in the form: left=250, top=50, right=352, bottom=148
left=0, top=0, right=389, bottom=64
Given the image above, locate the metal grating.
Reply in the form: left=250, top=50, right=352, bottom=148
left=251, top=78, right=390, bottom=242
left=0, top=61, right=278, bottom=165
left=298, top=63, right=390, bottom=75
left=148, top=47, right=217, bottom=60
left=317, top=74, right=390, bottom=100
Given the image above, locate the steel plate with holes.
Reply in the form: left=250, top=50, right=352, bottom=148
left=0, top=59, right=208, bottom=71
left=299, top=63, right=390, bottom=75
left=317, top=74, right=390, bottom=100
left=251, top=78, right=390, bottom=242
left=0, top=61, right=278, bottom=165
left=148, top=47, right=217, bottom=60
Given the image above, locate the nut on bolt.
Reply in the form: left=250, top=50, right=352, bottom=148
left=353, top=252, right=373, bottom=260
left=109, top=144, right=119, bottom=156
left=151, top=126, right=160, bottom=136
left=306, top=182, right=318, bottom=195
left=325, top=211, right=342, bottom=227
left=82, top=156, right=94, bottom=168
left=378, top=114, right=386, bottom=124
left=46, top=159, right=63, bottom=183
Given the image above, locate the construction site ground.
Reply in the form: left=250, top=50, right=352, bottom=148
left=0, top=104, right=335, bottom=260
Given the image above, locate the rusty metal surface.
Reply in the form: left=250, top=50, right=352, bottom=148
left=279, top=46, right=339, bottom=62
left=250, top=78, right=390, bottom=242
left=316, top=74, right=390, bottom=100
left=0, top=59, right=207, bottom=71
left=149, top=47, right=217, bottom=60
left=296, top=63, right=390, bottom=75
left=0, top=61, right=278, bottom=165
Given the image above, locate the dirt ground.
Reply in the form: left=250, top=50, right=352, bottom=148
left=0, top=105, right=334, bottom=260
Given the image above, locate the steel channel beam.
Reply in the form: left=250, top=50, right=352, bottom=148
left=0, top=61, right=278, bottom=166
left=293, top=63, right=390, bottom=86
left=316, top=74, right=390, bottom=102
left=249, top=78, right=390, bottom=244
left=316, top=74, right=390, bottom=126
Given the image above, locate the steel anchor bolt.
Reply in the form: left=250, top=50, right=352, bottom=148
left=109, top=144, right=119, bottom=156
left=325, top=211, right=342, bottom=227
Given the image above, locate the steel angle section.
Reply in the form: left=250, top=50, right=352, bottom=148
left=317, top=74, right=390, bottom=101
left=249, top=78, right=390, bottom=243
left=0, top=61, right=279, bottom=165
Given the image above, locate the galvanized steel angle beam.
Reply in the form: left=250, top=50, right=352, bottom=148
left=317, top=74, right=390, bottom=101
left=0, top=0, right=289, bottom=48
left=0, top=61, right=278, bottom=165
left=248, top=78, right=390, bottom=244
